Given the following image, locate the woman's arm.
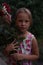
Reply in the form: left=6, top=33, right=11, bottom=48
left=23, top=36, right=39, bottom=60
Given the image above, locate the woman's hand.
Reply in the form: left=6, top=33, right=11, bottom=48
left=2, top=13, right=11, bottom=24
left=11, top=53, right=24, bottom=61
left=4, top=40, right=19, bottom=56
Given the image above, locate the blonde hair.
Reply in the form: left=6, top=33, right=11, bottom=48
left=15, top=8, right=32, bottom=24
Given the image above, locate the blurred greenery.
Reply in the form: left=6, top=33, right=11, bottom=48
left=0, top=0, right=43, bottom=65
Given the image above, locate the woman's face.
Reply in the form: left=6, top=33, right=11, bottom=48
left=15, top=12, right=31, bottom=33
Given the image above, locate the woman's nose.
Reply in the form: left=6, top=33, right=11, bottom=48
left=22, top=21, right=26, bottom=26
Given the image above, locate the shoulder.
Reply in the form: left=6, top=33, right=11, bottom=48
left=29, top=32, right=37, bottom=42
left=26, top=31, right=37, bottom=41
left=29, top=33, right=38, bottom=48
left=28, top=32, right=38, bottom=43
left=27, top=32, right=35, bottom=40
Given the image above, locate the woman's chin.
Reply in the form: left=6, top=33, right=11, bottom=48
left=20, top=30, right=26, bottom=34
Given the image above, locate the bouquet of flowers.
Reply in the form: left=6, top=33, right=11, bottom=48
left=0, top=2, right=11, bottom=24
left=0, top=2, right=11, bottom=16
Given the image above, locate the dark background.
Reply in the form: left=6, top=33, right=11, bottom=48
left=0, top=0, right=43, bottom=65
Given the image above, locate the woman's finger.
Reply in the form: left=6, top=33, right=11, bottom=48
left=11, top=39, right=16, bottom=44
left=13, top=42, right=19, bottom=46
left=14, top=48, right=17, bottom=50
left=14, top=45, right=19, bottom=49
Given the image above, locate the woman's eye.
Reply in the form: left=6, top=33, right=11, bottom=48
left=25, top=20, right=29, bottom=23
left=18, top=20, right=23, bottom=22
left=18, top=19, right=29, bottom=23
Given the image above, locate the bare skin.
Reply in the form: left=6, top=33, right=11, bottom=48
left=2, top=13, right=11, bottom=24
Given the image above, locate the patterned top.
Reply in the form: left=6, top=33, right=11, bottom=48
left=7, top=32, right=34, bottom=65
